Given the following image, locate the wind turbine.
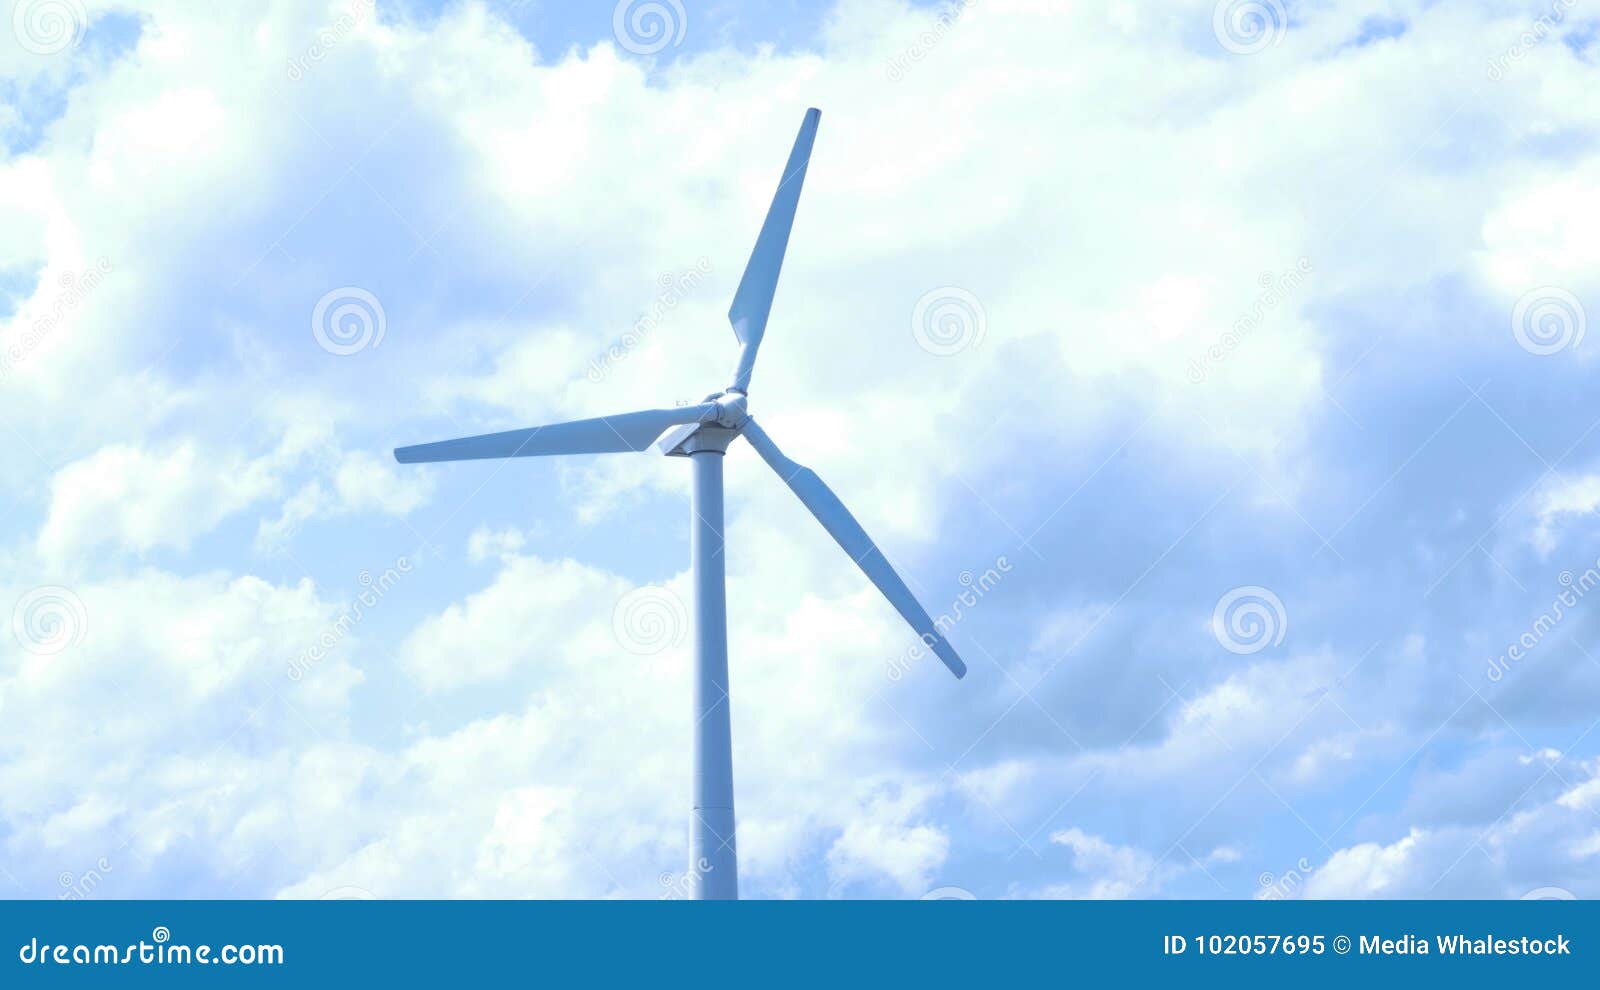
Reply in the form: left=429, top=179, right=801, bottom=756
left=394, top=108, right=966, bottom=899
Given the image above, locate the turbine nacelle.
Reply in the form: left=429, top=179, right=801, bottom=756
left=654, top=390, right=748, bottom=456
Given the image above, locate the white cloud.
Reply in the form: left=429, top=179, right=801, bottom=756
left=1529, top=473, right=1600, bottom=555
left=824, top=785, right=950, bottom=895
left=1480, top=162, right=1600, bottom=300
left=1030, top=827, right=1236, bottom=900
left=0, top=567, right=368, bottom=893
left=39, top=438, right=430, bottom=560
left=466, top=526, right=528, bottom=562
left=1298, top=755, right=1600, bottom=899
left=1303, top=830, right=1426, bottom=898
left=399, top=553, right=643, bottom=691
left=39, top=442, right=278, bottom=560
left=255, top=451, right=433, bottom=551
left=1047, top=828, right=1161, bottom=899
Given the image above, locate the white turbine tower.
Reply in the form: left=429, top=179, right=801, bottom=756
left=395, top=108, right=967, bottom=899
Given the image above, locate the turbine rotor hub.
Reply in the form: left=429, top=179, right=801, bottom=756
left=708, top=390, right=749, bottom=429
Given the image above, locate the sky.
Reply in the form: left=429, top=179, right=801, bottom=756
left=0, top=0, right=1598, bottom=900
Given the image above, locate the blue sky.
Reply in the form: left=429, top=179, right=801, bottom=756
left=1, top=0, right=1599, bottom=900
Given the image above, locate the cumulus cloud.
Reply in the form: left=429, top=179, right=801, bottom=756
left=1528, top=473, right=1600, bottom=556
left=824, top=785, right=950, bottom=895
left=1305, top=790, right=1587, bottom=898
left=255, top=450, right=433, bottom=551
left=38, top=442, right=278, bottom=559
left=0, top=567, right=366, bottom=895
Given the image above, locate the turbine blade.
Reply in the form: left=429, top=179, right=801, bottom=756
left=740, top=417, right=967, bottom=679
left=395, top=404, right=715, bottom=463
left=727, top=108, right=821, bottom=392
